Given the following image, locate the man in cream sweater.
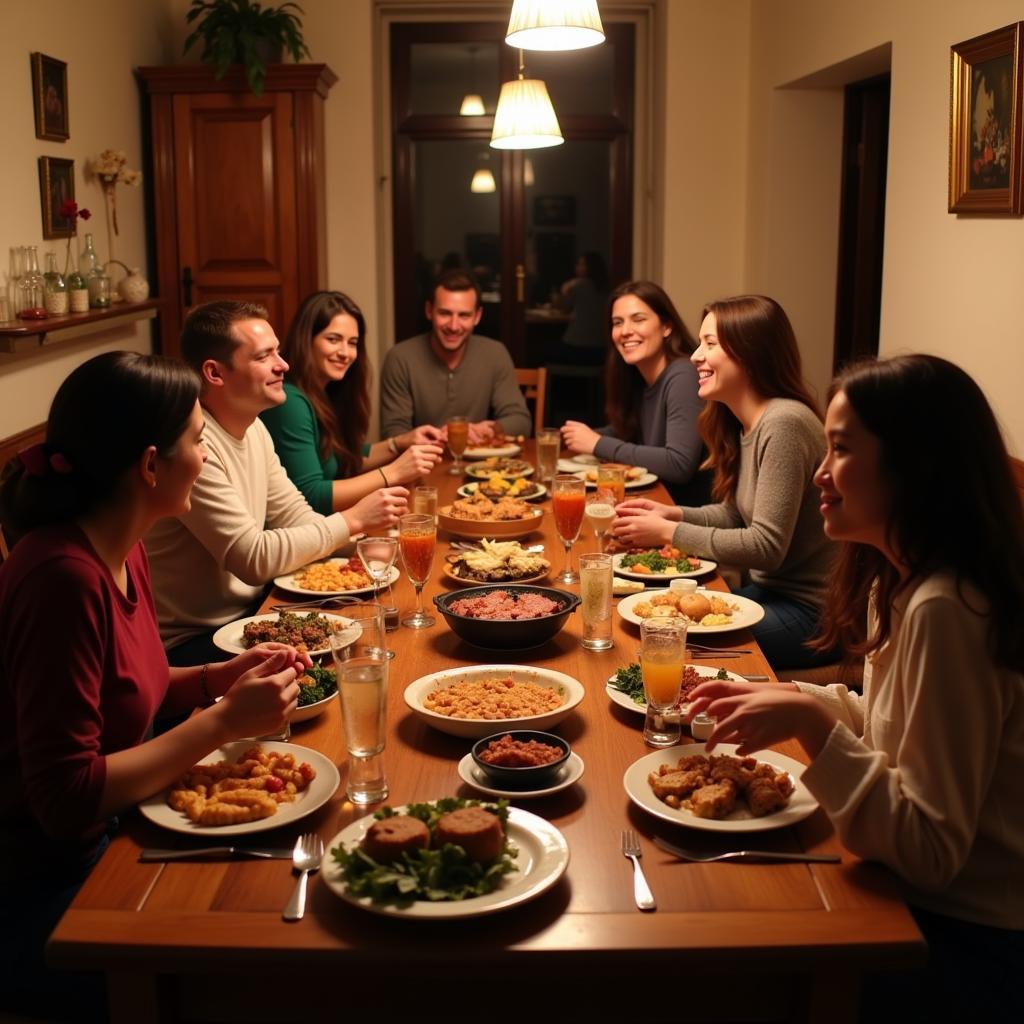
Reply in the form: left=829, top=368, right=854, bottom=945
left=146, top=301, right=408, bottom=666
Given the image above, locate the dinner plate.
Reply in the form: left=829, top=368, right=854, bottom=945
left=437, top=505, right=545, bottom=540
left=138, top=741, right=340, bottom=836
left=457, top=751, right=585, bottom=799
left=322, top=805, right=569, bottom=918
left=274, top=559, right=400, bottom=598
left=211, top=612, right=353, bottom=656
left=611, top=553, right=718, bottom=581
left=458, top=481, right=547, bottom=502
left=464, top=460, right=534, bottom=480
left=557, top=455, right=600, bottom=472
left=574, top=470, right=659, bottom=491
left=463, top=443, right=522, bottom=459
left=616, top=588, right=765, bottom=634
left=442, top=561, right=550, bottom=588
left=623, top=743, right=817, bottom=832
left=605, top=664, right=746, bottom=721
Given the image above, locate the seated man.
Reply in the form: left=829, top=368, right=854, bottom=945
left=379, top=269, right=532, bottom=444
left=146, top=301, right=408, bottom=665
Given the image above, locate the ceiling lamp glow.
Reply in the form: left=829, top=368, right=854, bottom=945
left=490, top=76, right=563, bottom=150
left=506, top=0, right=605, bottom=51
left=470, top=167, right=497, bottom=193
left=459, top=93, right=485, bottom=116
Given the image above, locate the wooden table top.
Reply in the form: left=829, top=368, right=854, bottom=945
left=49, top=445, right=924, bottom=1023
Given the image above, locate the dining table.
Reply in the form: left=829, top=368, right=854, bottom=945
left=48, top=444, right=925, bottom=1024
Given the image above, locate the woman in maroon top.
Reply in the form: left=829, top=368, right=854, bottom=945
left=0, top=352, right=308, bottom=1020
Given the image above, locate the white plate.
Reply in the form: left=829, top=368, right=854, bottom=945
left=274, top=559, right=400, bottom=598
left=463, top=443, right=522, bottom=459
left=322, top=805, right=569, bottom=918
left=404, top=664, right=585, bottom=738
left=457, top=751, right=585, bottom=799
left=574, top=470, right=659, bottom=491
left=623, top=743, right=817, bottom=832
left=139, top=741, right=340, bottom=836
left=616, top=588, right=765, bottom=634
left=212, top=612, right=354, bottom=656
left=458, top=481, right=547, bottom=502
left=605, top=664, right=746, bottom=720
left=556, top=455, right=600, bottom=472
left=611, top=553, right=718, bottom=581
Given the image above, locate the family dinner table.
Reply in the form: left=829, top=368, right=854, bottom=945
left=49, top=444, right=924, bottom=1023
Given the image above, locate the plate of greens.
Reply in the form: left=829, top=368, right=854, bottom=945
left=290, top=663, right=337, bottom=724
left=606, top=663, right=743, bottom=722
left=323, top=798, right=569, bottom=918
left=612, top=549, right=716, bottom=580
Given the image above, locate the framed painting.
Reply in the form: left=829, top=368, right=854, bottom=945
left=949, top=22, right=1024, bottom=214
left=534, top=195, right=576, bottom=227
left=38, top=157, right=75, bottom=239
left=31, top=52, right=69, bottom=142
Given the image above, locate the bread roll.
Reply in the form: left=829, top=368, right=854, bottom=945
left=679, top=593, right=711, bottom=621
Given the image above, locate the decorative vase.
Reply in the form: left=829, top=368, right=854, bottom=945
left=117, top=267, right=150, bottom=303
left=66, top=271, right=90, bottom=313
left=43, top=251, right=68, bottom=316
left=16, top=246, right=47, bottom=319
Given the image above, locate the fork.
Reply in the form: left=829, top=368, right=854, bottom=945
left=271, top=595, right=360, bottom=612
left=620, top=829, right=656, bottom=911
left=283, top=832, right=324, bottom=922
left=687, top=643, right=752, bottom=655
left=653, top=836, right=840, bottom=864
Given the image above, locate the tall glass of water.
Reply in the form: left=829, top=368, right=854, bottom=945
left=579, top=552, right=613, bottom=651
left=537, top=428, right=561, bottom=487
left=356, top=536, right=399, bottom=652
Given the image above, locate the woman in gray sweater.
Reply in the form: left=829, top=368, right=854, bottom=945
left=612, top=294, right=835, bottom=668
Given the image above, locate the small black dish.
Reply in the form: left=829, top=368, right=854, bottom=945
left=470, top=730, right=571, bottom=788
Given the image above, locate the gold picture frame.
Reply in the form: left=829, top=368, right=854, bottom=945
left=949, top=22, right=1024, bottom=215
left=31, top=52, right=69, bottom=142
left=38, top=156, right=75, bottom=240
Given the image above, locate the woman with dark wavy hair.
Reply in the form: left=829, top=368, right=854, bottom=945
left=613, top=295, right=834, bottom=668
left=262, top=291, right=444, bottom=514
left=685, top=354, right=1024, bottom=1018
left=560, top=280, right=707, bottom=503
left=0, top=352, right=306, bottom=1020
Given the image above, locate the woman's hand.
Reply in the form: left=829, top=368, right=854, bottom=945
left=561, top=420, right=601, bottom=455
left=616, top=498, right=682, bottom=521
left=610, top=499, right=680, bottom=548
left=398, top=425, right=445, bottom=449
left=211, top=643, right=311, bottom=699
left=344, top=486, right=409, bottom=534
left=387, top=442, right=444, bottom=483
left=215, top=650, right=301, bottom=739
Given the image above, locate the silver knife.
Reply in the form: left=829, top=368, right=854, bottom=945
left=653, top=836, right=840, bottom=864
left=139, top=846, right=293, bottom=861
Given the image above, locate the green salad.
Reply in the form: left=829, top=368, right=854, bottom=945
left=331, top=798, right=518, bottom=905
left=618, top=548, right=700, bottom=574
left=296, top=662, right=336, bottom=707
left=610, top=663, right=730, bottom=707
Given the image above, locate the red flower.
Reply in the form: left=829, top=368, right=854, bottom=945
left=59, top=200, right=92, bottom=224
left=79, top=208, right=92, bottom=220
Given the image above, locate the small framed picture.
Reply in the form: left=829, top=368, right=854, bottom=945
left=31, top=52, right=69, bottom=142
left=948, top=22, right=1024, bottom=215
left=38, top=157, right=75, bottom=239
left=534, top=195, right=576, bottom=227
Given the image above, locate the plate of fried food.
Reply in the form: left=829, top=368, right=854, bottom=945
left=573, top=462, right=658, bottom=490
left=623, top=743, right=817, bottom=832
left=438, top=493, right=546, bottom=539
left=464, top=457, right=534, bottom=480
left=617, top=587, right=764, bottom=634
left=212, top=610, right=353, bottom=656
left=139, top=741, right=340, bottom=836
left=274, top=557, right=400, bottom=597
left=444, top=539, right=551, bottom=586
left=611, top=547, right=717, bottom=580
left=323, top=798, right=569, bottom=918
left=457, top=477, right=547, bottom=502
left=605, top=663, right=744, bottom=722
left=463, top=443, right=523, bottom=459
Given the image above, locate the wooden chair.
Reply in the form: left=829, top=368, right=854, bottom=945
left=515, top=367, right=548, bottom=436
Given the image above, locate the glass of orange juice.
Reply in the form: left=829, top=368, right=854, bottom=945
left=447, top=415, right=469, bottom=476
left=596, top=465, right=626, bottom=506
left=640, top=619, right=688, bottom=747
left=398, top=513, right=436, bottom=628
left=551, top=473, right=586, bottom=584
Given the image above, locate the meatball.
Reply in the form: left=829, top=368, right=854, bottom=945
left=362, top=814, right=430, bottom=863
left=434, top=806, right=505, bottom=864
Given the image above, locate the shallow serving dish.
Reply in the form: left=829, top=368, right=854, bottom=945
left=437, top=505, right=545, bottom=540
left=471, top=730, right=571, bottom=788
left=403, top=663, right=584, bottom=738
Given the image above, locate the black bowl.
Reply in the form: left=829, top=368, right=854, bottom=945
left=433, top=584, right=580, bottom=650
left=471, top=730, right=571, bottom=788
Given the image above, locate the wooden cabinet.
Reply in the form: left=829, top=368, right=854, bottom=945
left=136, top=65, right=336, bottom=357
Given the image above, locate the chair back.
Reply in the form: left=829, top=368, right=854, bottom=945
left=515, top=367, right=548, bottom=437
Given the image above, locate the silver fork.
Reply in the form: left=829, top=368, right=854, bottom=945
left=271, top=595, right=360, bottom=612
left=653, top=836, right=840, bottom=864
left=620, top=829, right=656, bottom=911
left=283, top=832, right=324, bottom=922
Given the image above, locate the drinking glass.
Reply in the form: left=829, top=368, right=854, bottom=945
left=596, top=465, right=626, bottom=506
left=412, top=485, right=438, bottom=523
left=447, top=415, right=469, bottom=475
left=330, top=604, right=388, bottom=804
left=579, top=552, right=614, bottom=651
left=356, top=536, right=399, bottom=655
left=585, top=488, right=617, bottom=552
left=536, top=428, right=561, bottom=486
left=640, top=619, right=688, bottom=747
left=399, top=513, right=436, bottom=628
left=551, top=474, right=585, bottom=584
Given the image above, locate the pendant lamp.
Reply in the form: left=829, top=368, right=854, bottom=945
left=505, top=0, right=605, bottom=51
left=490, top=51, right=563, bottom=150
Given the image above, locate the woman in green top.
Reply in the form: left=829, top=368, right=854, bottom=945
left=263, top=292, right=444, bottom=514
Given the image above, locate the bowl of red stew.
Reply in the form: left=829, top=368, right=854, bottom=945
left=470, top=730, right=571, bottom=788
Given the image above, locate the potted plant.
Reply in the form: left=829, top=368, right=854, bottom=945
left=183, top=0, right=311, bottom=96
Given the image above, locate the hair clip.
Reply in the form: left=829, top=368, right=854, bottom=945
left=17, top=444, right=72, bottom=477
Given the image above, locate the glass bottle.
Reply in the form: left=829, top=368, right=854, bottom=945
left=89, top=270, right=112, bottom=309
left=16, top=246, right=47, bottom=319
left=9, top=246, right=26, bottom=315
left=43, top=251, right=68, bottom=316
left=79, top=232, right=101, bottom=280
left=66, top=268, right=90, bottom=313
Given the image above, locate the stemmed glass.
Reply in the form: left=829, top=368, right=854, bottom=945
left=640, top=619, right=688, bottom=748
left=398, top=513, right=436, bottom=628
left=447, top=415, right=469, bottom=476
left=585, top=487, right=617, bottom=553
left=356, top=537, right=398, bottom=659
left=551, top=474, right=586, bottom=584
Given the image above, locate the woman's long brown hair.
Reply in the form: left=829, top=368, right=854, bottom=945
left=814, top=355, right=1024, bottom=671
left=604, top=281, right=696, bottom=441
left=281, top=291, right=371, bottom=478
left=697, top=295, right=820, bottom=501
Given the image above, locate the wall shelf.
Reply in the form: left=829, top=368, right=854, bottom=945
left=0, top=299, right=162, bottom=354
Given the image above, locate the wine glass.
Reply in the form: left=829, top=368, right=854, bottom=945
left=398, top=513, right=436, bottom=628
left=551, top=474, right=586, bottom=584
left=585, top=487, right=617, bottom=552
left=356, top=537, right=398, bottom=659
left=447, top=415, right=469, bottom=476
left=640, top=619, right=688, bottom=748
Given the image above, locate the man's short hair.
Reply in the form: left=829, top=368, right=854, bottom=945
left=431, top=269, right=482, bottom=310
left=179, top=301, right=270, bottom=373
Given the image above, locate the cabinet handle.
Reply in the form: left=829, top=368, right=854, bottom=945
left=182, top=266, right=193, bottom=306
left=515, top=264, right=525, bottom=303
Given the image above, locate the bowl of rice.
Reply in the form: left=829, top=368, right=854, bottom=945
left=432, top=584, right=580, bottom=651
left=403, top=664, right=585, bottom=738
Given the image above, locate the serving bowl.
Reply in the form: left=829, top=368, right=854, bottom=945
left=471, top=731, right=571, bottom=788
left=404, top=664, right=584, bottom=738
left=433, top=584, right=580, bottom=650
left=437, top=505, right=545, bottom=540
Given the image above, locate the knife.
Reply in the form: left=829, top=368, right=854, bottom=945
left=139, top=846, right=294, bottom=861
left=653, top=836, right=840, bottom=864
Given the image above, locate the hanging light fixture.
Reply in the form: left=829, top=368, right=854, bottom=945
left=490, top=50, right=563, bottom=150
left=470, top=168, right=497, bottom=193
left=505, top=0, right=605, bottom=51
left=523, top=156, right=535, bottom=187
left=459, top=46, right=486, bottom=116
